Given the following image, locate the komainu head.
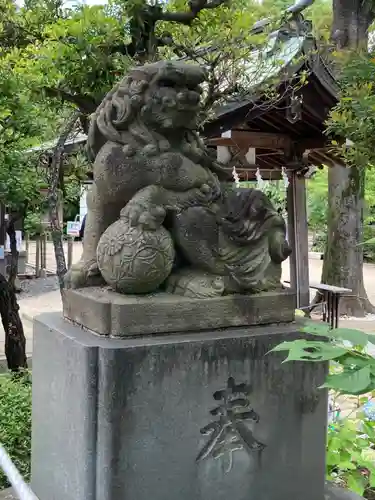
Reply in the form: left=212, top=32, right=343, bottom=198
left=87, top=60, right=207, bottom=161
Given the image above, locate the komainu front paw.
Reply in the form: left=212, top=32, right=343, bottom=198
left=64, top=259, right=105, bottom=289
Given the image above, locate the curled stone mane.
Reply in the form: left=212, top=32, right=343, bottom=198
left=220, top=189, right=284, bottom=245
left=86, top=61, right=208, bottom=162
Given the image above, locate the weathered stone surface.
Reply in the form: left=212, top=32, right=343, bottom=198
left=97, top=208, right=175, bottom=294
left=325, top=482, right=365, bottom=500
left=63, top=287, right=295, bottom=336
left=169, top=188, right=291, bottom=296
left=63, top=286, right=112, bottom=334
left=32, top=312, right=327, bottom=500
left=31, top=315, right=98, bottom=500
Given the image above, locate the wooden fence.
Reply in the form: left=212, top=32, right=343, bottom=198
left=23, top=233, right=75, bottom=278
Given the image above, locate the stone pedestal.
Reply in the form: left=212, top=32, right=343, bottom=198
left=31, top=311, right=328, bottom=500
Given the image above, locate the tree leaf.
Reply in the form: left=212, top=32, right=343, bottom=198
left=270, top=339, right=348, bottom=362
left=322, top=366, right=372, bottom=394
left=347, top=471, right=366, bottom=496
left=302, top=321, right=370, bottom=347
left=340, top=353, right=375, bottom=369
left=301, top=320, right=330, bottom=337
left=359, top=237, right=375, bottom=245
left=337, top=461, right=356, bottom=470
left=330, top=328, right=370, bottom=347
left=365, top=333, right=375, bottom=346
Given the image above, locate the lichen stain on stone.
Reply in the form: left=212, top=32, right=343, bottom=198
left=203, top=360, right=210, bottom=378
left=118, top=330, right=327, bottom=409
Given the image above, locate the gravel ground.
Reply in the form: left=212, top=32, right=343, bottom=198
left=17, top=274, right=59, bottom=300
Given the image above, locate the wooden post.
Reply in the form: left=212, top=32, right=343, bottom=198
left=36, top=234, right=48, bottom=278
left=287, top=171, right=310, bottom=309
left=42, top=233, right=47, bottom=270
left=35, top=236, right=40, bottom=277
left=25, top=233, right=29, bottom=262
left=67, top=238, right=73, bottom=269
left=40, top=235, right=44, bottom=272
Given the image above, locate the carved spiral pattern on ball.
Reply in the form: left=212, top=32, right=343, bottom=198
left=97, top=219, right=175, bottom=294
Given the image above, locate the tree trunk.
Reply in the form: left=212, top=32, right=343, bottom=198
left=331, top=0, right=373, bottom=49
left=0, top=272, right=27, bottom=371
left=1, top=211, right=28, bottom=370
left=48, top=112, right=80, bottom=292
left=319, top=0, right=375, bottom=317
left=321, top=164, right=375, bottom=316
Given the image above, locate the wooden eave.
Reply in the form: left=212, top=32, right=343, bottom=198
left=204, top=38, right=340, bottom=174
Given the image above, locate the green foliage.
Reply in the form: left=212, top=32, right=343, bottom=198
left=10, top=4, right=133, bottom=105
left=0, top=372, right=32, bottom=489
left=307, top=168, right=328, bottom=231
left=271, top=321, right=375, bottom=395
left=327, top=414, right=375, bottom=497
left=159, top=0, right=266, bottom=63
left=2, top=0, right=270, bottom=118
left=327, top=52, right=375, bottom=168
left=0, top=12, right=69, bottom=217
left=261, top=182, right=286, bottom=213
left=23, top=211, right=44, bottom=236
left=272, top=321, right=375, bottom=496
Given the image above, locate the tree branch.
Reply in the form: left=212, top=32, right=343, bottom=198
left=43, top=87, right=98, bottom=115
left=159, top=0, right=228, bottom=25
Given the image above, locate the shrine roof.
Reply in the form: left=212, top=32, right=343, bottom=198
left=201, top=5, right=340, bottom=173
left=204, top=14, right=338, bottom=137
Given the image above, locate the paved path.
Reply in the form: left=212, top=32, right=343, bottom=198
left=1, top=242, right=375, bottom=359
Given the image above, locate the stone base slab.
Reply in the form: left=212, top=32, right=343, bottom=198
left=2, top=485, right=364, bottom=500
left=63, top=287, right=295, bottom=336
left=325, top=483, right=364, bottom=499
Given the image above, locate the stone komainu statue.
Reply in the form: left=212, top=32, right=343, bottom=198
left=65, top=60, right=291, bottom=297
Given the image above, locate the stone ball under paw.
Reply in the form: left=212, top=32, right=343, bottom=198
left=96, top=219, right=175, bottom=294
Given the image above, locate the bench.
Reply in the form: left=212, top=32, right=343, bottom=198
left=283, top=281, right=352, bottom=329
left=309, top=284, right=352, bottom=329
